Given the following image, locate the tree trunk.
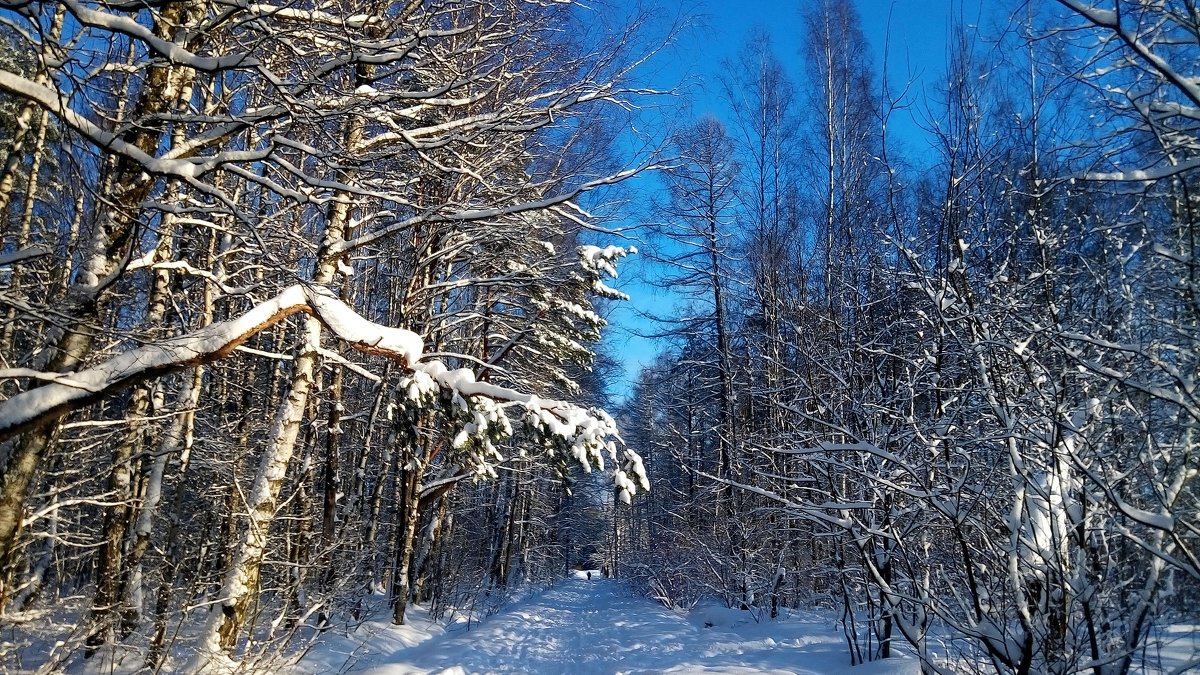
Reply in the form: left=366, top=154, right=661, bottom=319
left=317, top=364, right=344, bottom=626
left=390, top=448, right=423, bottom=625
left=89, top=173, right=192, bottom=651
left=0, top=5, right=62, bottom=219
left=201, top=314, right=323, bottom=655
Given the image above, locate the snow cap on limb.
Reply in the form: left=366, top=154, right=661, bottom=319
left=397, top=357, right=649, bottom=501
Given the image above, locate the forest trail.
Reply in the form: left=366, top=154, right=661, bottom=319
left=330, top=577, right=917, bottom=675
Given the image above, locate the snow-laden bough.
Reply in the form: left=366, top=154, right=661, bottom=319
left=0, top=283, right=648, bottom=501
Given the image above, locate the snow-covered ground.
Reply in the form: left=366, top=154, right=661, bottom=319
left=296, top=575, right=920, bottom=674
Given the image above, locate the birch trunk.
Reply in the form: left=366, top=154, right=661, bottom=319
left=87, top=55, right=198, bottom=647
left=201, top=314, right=323, bottom=657
left=195, top=105, right=361, bottom=660
left=0, top=107, right=49, bottom=356
left=0, top=6, right=62, bottom=220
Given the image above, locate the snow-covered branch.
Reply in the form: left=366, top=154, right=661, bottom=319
left=0, top=285, right=420, bottom=442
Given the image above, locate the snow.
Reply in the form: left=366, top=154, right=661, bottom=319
left=577, top=244, right=633, bottom=279
left=308, top=289, right=424, bottom=364
left=296, top=579, right=921, bottom=675
left=399, top=357, right=648, bottom=500
left=0, top=285, right=425, bottom=440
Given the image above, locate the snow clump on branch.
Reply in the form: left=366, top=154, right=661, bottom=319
left=398, top=358, right=649, bottom=503
left=578, top=244, right=635, bottom=300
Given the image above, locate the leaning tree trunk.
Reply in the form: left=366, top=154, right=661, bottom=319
left=195, top=107, right=362, bottom=659
left=200, top=312, right=325, bottom=656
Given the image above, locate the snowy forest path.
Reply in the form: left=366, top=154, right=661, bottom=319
left=344, top=577, right=910, bottom=674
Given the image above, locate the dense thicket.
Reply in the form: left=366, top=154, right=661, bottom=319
left=0, top=0, right=652, bottom=670
left=620, top=2, right=1199, bottom=674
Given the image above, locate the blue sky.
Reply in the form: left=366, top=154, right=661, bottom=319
left=662, top=0, right=965, bottom=135
left=598, top=0, right=988, bottom=400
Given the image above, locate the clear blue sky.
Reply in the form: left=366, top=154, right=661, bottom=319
left=599, top=0, right=990, bottom=400
left=621, top=0, right=988, bottom=140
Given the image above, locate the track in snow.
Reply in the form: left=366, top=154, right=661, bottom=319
left=349, top=578, right=915, bottom=675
